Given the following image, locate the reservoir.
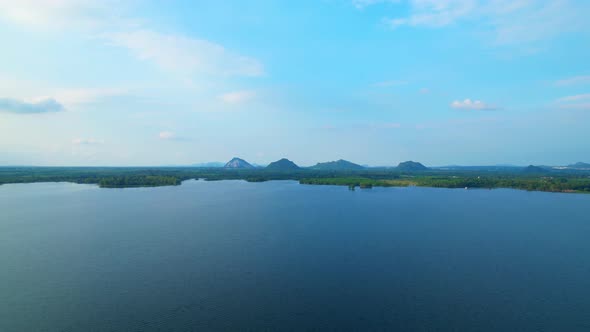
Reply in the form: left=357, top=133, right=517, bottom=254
left=1, top=180, right=589, bottom=331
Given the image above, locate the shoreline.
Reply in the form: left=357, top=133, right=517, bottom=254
left=1, top=177, right=589, bottom=195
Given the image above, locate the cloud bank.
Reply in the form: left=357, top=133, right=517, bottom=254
left=381, top=0, right=587, bottom=47
left=554, top=76, right=590, bottom=86
left=0, top=97, right=64, bottom=114
left=0, top=2, right=264, bottom=80
left=557, top=93, right=590, bottom=110
left=108, top=30, right=264, bottom=78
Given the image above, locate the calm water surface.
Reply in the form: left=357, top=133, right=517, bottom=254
left=1, top=180, right=590, bottom=331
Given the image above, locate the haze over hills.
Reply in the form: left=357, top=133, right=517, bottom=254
left=522, top=165, right=549, bottom=174
left=187, top=159, right=590, bottom=172
left=567, top=162, right=590, bottom=169
left=266, top=158, right=300, bottom=170
left=310, top=159, right=365, bottom=171
left=224, top=158, right=254, bottom=169
left=191, top=162, right=224, bottom=168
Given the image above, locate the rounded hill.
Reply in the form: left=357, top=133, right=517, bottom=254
left=311, top=159, right=365, bottom=171
left=396, top=161, right=428, bottom=171
left=266, top=158, right=300, bottom=170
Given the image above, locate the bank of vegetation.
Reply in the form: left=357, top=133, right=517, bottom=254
left=301, top=175, right=590, bottom=193
left=1, top=167, right=589, bottom=193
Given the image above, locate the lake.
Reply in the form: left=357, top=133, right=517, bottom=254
left=1, top=180, right=590, bottom=331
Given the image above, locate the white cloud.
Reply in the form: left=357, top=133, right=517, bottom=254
left=0, top=2, right=264, bottom=80
left=386, top=0, right=476, bottom=28
left=54, top=88, right=129, bottom=106
left=158, top=131, right=193, bottom=142
left=384, top=0, right=587, bottom=47
left=0, top=77, right=131, bottom=112
left=107, top=30, right=264, bottom=78
left=487, top=0, right=583, bottom=46
left=219, top=90, right=257, bottom=104
left=0, top=0, right=124, bottom=30
left=0, top=97, right=64, bottom=114
left=451, top=99, right=496, bottom=110
left=558, top=103, right=590, bottom=110
left=157, top=131, right=190, bottom=141
left=555, top=76, right=590, bottom=87
left=558, top=93, right=590, bottom=102
left=556, top=93, right=590, bottom=110
left=72, top=138, right=104, bottom=145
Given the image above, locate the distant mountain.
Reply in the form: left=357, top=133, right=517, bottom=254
left=224, top=157, right=254, bottom=169
left=310, top=159, right=365, bottom=171
left=266, top=158, right=300, bottom=170
left=191, top=162, right=224, bottom=168
left=396, top=161, right=428, bottom=171
left=568, top=162, right=590, bottom=169
left=522, top=165, right=549, bottom=174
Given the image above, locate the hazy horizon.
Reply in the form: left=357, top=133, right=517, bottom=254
left=1, top=1, right=589, bottom=166
left=1, top=158, right=588, bottom=168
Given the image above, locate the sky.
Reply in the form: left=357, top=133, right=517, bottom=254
left=0, top=0, right=589, bottom=167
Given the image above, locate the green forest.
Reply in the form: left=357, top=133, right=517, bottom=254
left=1, top=167, right=589, bottom=193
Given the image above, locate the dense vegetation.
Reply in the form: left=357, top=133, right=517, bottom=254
left=1, top=166, right=590, bottom=193
left=98, top=176, right=180, bottom=188
left=301, top=175, right=590, bottom=193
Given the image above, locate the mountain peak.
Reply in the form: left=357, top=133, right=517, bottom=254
left=396, top=161, right=428, bottom=171
left=224, top=157, right=254, bottom=169
left=266, top=158, right=300, bottom=170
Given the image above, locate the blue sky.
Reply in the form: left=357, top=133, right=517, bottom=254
left=0, top=0, right=589, bottom=166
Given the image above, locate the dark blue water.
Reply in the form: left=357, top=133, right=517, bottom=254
left=1, top=180, right=590, bottom=331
